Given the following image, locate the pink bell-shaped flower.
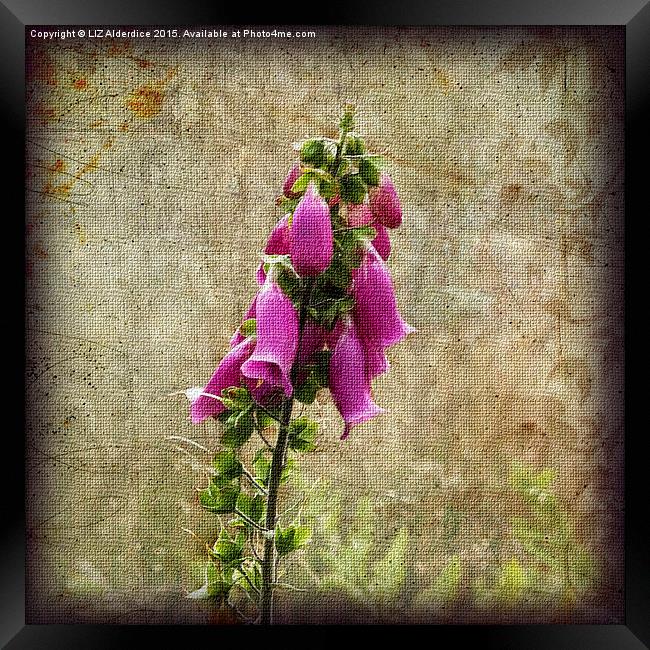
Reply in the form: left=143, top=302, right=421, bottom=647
left=190, top=337, right=257, bottom=424
left=290, top=183, right=333, bottom=277
left=352, top=243, right=414, bottom=347
left=240, top=276, right=299, bottom=397
left=369, top=173, right=402, bottom=229
left=329, top=316, right=385, bottom=440
left=282, top=163, right=302, bottom=198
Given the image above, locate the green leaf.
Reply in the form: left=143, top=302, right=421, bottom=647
left=275, top=524, right=312, bottom=556
left=188, top=561, right=233, bottom=600
left=236, top=561, right=263, bottom=594
left=221, top=407, right=255, bottom=448
left=218, top=386, right=252, bottom=411
left=288, top=416, right=318, bottom=452
left=199, top=482, right=240, bottom=514
left=299, top=139, right=335, bottom=169
left=211, top=529, right=246, bottom=566
left=252, top=449, right=271, bottom=487
left=293, top=375, right=319, bottom=405
left=343, top=134, right=365, bottom=156
left=291, top=171, right=319, bottom=194
left=358, top=158, right=379, bottom=186
left=307, top=292, right=355, bottom=331
left=212, top=450, right=243, bottom=481
left=311, top=350, right=331, bottom=387
left=240, top=318, right=256, bottom=337
left=255, top=406, right=279, bottom=431
left=236, top=492, right=266, bottom=525
left=275, top=266, right=301, bottom=303
left=497, top=557, right=528, bottom=602
left=339, top=174, right=367, bottom=204
left=317, top=176, right=337, bottom=199
left=278, top=196, right=300, bottom=213
left=430, top=554, right=462, bottom=604
left=371, top=527, right=409, bottom=603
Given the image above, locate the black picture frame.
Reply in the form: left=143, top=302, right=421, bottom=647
left=3, top=0, right=645, bottom=645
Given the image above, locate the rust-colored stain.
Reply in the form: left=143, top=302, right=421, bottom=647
left=126, top=84, right=165, bottom=118
left=48, top=159, right=67, bottom=174
left=119, top=120, right=130, bottom=132
left=432, top=67, right=453, bottom=94
left=35, top=104, right=59, bottom=123
left=43, top=180, right=74, bottom=198
left=74, top=223, right=87, bottom=245
left=72, top=77, right=88, bottom=91
left=42, top=139, right=112, bottom=199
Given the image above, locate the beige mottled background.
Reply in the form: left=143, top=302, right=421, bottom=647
left=25, top=26, right=624, bottom=624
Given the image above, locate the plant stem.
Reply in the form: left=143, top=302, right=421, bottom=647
left=259, top=277, right=314, bottom=625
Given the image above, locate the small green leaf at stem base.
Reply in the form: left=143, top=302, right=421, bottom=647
left=275, top=525, right=312, bottom=556
left=288, top=416, right=318, bottom=452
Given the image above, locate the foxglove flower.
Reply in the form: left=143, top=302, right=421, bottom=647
left=282, top=163, right=302, bottom=198
left=240, top=277, right=299, bottom=396
left=256, top=214, right=291, bottom=285
left=190, top=337, right=256, bottom=424
left=290, top=183, right=333, bottom=277
left=352, top=243, right=414, bottom=347
left=369, top=173, right=402, bottom=229
left=329, top=316, right=385, bottom=440
left=372, top=224, right=391, bottom=261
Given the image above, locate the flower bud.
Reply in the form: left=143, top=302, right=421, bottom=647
left=256, top=214, right=292, bottom=285
left=290, top=183, right=333, bottom=277
left=346, top=202, right=374, bottom=228
left=369, top=173, right=402, bottom=229
left=343, top=134, right=365, bottom=156
left=282, top=163, right=302, bottom=198
left=300, top=139, right=334, bottom=168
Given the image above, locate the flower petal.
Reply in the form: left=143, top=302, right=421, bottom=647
left=372, top=224, right=391, bottom=261
left=240, top=279, right=299, bottom=396
left=190, top=337, right=256, bottom=424
left=329, top=316, right=385, bottom=440
left=283, top=163, right=302, bottom=198
left=229, top=294, right=257, bottom=347
left=352, top=243, right=415, bottom=347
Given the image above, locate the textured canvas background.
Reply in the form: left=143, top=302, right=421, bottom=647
left=25, top=26, right=624, bottom=624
